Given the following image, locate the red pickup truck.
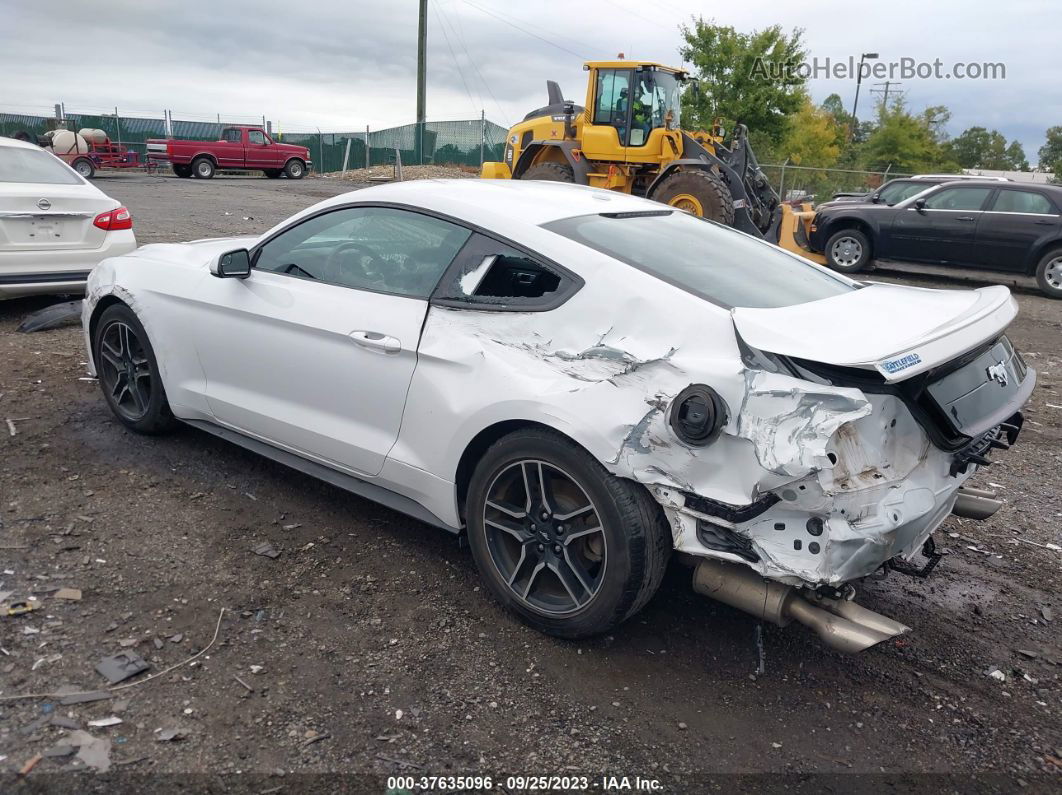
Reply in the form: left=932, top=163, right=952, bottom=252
left=146, top=126, right=312, bottom=180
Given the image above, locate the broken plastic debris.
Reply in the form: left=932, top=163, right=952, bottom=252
left=987, top=669, right=1006, bottom=682
left=87, top=716, right=123, bottom=728
left=60, top=691, right=111, bottom=706
left=155, top=728, right=186, bottom=742
left=54, top=588, right=82, bottom=601
left=95, top=651, right=150, bottom=684
left=253, top=542, right=280, bottom=559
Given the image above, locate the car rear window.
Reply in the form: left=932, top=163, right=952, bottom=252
left=543, top=210, right=855, bottom=309
left=0, top=146, right=82, bottom=184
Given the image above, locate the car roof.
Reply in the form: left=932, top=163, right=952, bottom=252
left=311, top=178, right=658, bottom=228
left=909, top=174, right=1010, bottom=181
left=0, top=135, right=44, bottom=151
left=929, top=179, right=1058, bottom=191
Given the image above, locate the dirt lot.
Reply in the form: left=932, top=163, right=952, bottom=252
left=0, top=172, right=1059, bottom=791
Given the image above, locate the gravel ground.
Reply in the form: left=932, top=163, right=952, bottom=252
left=0, top=173, right=1059, bottom=792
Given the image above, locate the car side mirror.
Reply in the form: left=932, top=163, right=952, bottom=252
left=211, top=248, right=251, bottom=278
left=914, top=198, right=927, bottom=213
left=870, top=193, right=881, bottom=203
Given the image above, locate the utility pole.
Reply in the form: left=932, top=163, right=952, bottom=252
left=870, top=81, right=903, bottom=110
left=416, top=0, right=427, bottom=165
left=848, top=52, right=879, bottom=142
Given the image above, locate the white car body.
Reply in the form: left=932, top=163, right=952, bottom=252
left=82, top=179, right=1033, bottom=646
left=0, top=136, right=135, bottom=299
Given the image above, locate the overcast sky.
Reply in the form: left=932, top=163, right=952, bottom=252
left=3, top=0, right=1057, bottom=165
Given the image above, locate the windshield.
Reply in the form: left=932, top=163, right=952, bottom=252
left=639, top=69, right=681, bottom=130
left=879, top=180, right=933, bottom=205
left=543, top=211, right=855, bottom=309
left=0, top=146, right=82, bottom=184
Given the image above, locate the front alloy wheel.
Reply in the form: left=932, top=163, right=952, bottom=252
left=93, top=304, right=176, bottom=434
left=98, top=320, right=153, bottom=422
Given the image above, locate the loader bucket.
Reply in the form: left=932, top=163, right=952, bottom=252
left=777, top=204, right=827, bottom=265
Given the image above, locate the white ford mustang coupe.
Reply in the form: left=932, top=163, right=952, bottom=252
left=83, top=179, right=1033, bottom=652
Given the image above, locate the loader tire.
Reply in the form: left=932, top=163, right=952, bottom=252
left=522, top=162, right=575, bottom=183
left=653, top=169, right=735, bottom=226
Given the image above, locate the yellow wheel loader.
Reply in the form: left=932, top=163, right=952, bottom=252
left=480, top=61, right=824, bottom=264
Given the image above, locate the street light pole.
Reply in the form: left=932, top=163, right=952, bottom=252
left=849, top=52, right=879, bottom=142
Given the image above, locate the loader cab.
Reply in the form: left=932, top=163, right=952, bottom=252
left=584, top=63, right=684, bottom=160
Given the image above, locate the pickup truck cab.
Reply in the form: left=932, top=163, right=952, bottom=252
left=146, top=126, right=311, bottom=180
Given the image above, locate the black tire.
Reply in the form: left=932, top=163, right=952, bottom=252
left=93, top=304, right=176, bottom=435
left=191, top=157, right=215, bottom=179
left=172, top=164, right=192, bottom=178
left=1034, top=247, right=1062, bottom=299
left=652, top=169, right=735, bottom=225
left=522, top=162, right=575, bottom=182
left=824, top=227, right=872, bottom=273
left=466, top=428, right=670, bottom=639
left=264, top=169, right=282, bottom=179
left=283, top=159, right=306, bottom=179
left=72, top=158, right=95, bottom=179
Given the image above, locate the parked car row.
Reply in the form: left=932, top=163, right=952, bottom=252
left=808, top=179, right=1062, bottom=298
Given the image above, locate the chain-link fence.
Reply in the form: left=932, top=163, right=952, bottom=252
left=0, top=108, right=508, bottom=173
left=759, top=163, right=914, bottom=204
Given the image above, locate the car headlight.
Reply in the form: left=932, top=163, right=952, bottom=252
left=669, top=385, right=726, bottom=446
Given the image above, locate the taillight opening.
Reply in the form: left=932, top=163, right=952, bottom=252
left=93, top=206, right=133, bottom=231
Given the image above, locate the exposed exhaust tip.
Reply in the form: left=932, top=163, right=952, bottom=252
left=691, top=558, right=909, bottom=654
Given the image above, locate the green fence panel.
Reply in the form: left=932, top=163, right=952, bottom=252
left=1, top=111, right=508, bottom=173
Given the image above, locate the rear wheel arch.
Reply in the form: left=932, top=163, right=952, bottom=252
left=1027, top=237, right=1062, bottom=276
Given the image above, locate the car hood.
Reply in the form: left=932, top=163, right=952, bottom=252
left=134, top=236, right=258, bottom=268
left=732, top=283, right=1017, bottom=382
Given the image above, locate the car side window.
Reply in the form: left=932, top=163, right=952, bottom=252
left=221, top=129, right=241, bottom=143
left=922, top=187, right=992, bottom=211
left=991, top=189, right=1055, bottom=215
left=434, top=232, right=579, bottom=310
left=254, top=206, right=472, bottom=298
left=248, top=130, right=266, bottom=145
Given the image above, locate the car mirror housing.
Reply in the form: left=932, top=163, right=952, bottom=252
left=870, top=193, right=881, bottom=203
left=913, top=198, right=928, bottom=212
left=212, top=248, right=252, bottom=278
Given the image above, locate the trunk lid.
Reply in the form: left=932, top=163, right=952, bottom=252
left=0, top=182, right=116, bottom=252
left=731, top=283, right=1017, bottom=382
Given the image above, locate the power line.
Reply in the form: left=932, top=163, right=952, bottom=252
left=437, top=0, right=510, bottom=125
left=459, top=0, right=588, bottom=59
left=431, top=0, right=480, bottom=114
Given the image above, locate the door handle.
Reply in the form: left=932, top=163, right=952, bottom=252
left=956, top=216, right=975, bottom=221
left=349, top=330, right=401, bottom=354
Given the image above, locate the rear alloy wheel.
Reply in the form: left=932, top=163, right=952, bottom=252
left=466, top=428, right=670, bottom=639
left=93, top=304, right=175, bottom=434
left=825, top=228, right=872, bottom=273
left=192, top=157, right=215, bottom=179
left=72, top=158, right=95, bottom=179
left=172, top=164, right=192, bottom=178
left=1035, top=248, right=1062, bottom=299
left=652, top=169, right=735, bottom=226
left=522, top=162, right=575, bottom=183
left=284, top=159, right=306, bottom=179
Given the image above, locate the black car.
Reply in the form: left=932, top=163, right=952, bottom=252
left=821, top=174, right=1010, bottom=209
left=809, top=180, right=1062, bottom=298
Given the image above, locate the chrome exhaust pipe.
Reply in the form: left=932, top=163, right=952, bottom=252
left=952, top=486, right=1002, bottom=520
left=691, top=558, right=910, bottom=654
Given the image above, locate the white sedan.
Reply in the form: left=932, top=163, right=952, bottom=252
left=82, top=179, right=1033, bottom=652
left=0, top=135, right=135, bottom=299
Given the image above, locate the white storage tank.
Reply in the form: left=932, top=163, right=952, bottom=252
left=78, top=128, right=109, bottom=145
left=48, top=129, right=89, bottom=154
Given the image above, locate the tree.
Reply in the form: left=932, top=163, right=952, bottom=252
left=679, top=19, right=807, bottom=148
left=1038, top=126, right=1062, bottom=175
left=778, top=96, right=841, bottom=168
left=947, top=126, right=1029, bottom=170
left=860, top=99, right=959, bottom=173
